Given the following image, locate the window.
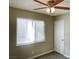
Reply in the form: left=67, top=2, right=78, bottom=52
left=16, top=18, right=45, bottom=46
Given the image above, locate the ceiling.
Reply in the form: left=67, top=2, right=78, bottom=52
left=9, top=0, right=70, bottom=16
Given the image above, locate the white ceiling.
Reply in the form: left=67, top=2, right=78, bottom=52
left=9, top=0, right=70, bottom=16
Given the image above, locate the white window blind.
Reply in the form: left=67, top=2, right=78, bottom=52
left=16, top=18, right=45, bottom=46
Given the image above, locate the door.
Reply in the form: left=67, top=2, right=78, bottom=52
left=54, top=19, right=64, bottom=55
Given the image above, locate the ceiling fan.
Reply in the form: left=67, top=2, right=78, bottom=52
left=34, top=0, right=70, bottom=14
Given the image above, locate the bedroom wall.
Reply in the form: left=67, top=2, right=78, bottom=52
left=54, top=13, right=70, bottom=58
left=9, top=7, right=54, bottom=59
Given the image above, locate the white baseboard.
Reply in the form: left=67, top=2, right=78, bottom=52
left=53, top=50, right=70, bottom=58
left=27, top=50, right=54, bottom=59
left=64, top=54, right=70, bottom=58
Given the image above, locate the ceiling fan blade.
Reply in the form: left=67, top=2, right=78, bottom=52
left=34, top=7, right=47, bottom=10
left=34, top=0, right=48, bottom=6
left=52, top=0, right=64, bottom=6
left=55, top=6, right=70, bottom=10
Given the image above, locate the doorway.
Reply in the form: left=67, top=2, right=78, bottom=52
left=54, top=19, right=64, bottom=55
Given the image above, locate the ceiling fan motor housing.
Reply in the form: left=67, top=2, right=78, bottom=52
left=48, top=0, right=54, bottom=7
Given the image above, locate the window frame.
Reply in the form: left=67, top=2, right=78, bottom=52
left=16, top=17, right=46, bottom=46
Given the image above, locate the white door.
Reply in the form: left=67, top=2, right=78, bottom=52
left=54, top=19, right=64, bottom=55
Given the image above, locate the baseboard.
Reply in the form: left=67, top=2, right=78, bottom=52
left=27, top=50, right=54, bottom=59
left=64, top=54, right=70, bottom=58
left=53, top=51, right=70, bottom=58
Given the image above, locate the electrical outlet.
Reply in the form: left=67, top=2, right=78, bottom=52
left=32, top=51, right=34, bottom=54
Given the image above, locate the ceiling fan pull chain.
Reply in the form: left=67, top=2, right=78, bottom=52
left=50, top=8, right=51, bottom=13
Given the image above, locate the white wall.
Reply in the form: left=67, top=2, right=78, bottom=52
left=64, top=14, right=70, bottom=58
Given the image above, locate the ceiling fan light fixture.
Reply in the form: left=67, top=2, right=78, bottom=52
left=46, top=7, right=55, bottom=14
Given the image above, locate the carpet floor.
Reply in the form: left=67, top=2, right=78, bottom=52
left=35, top=52, right=69, bottom=59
